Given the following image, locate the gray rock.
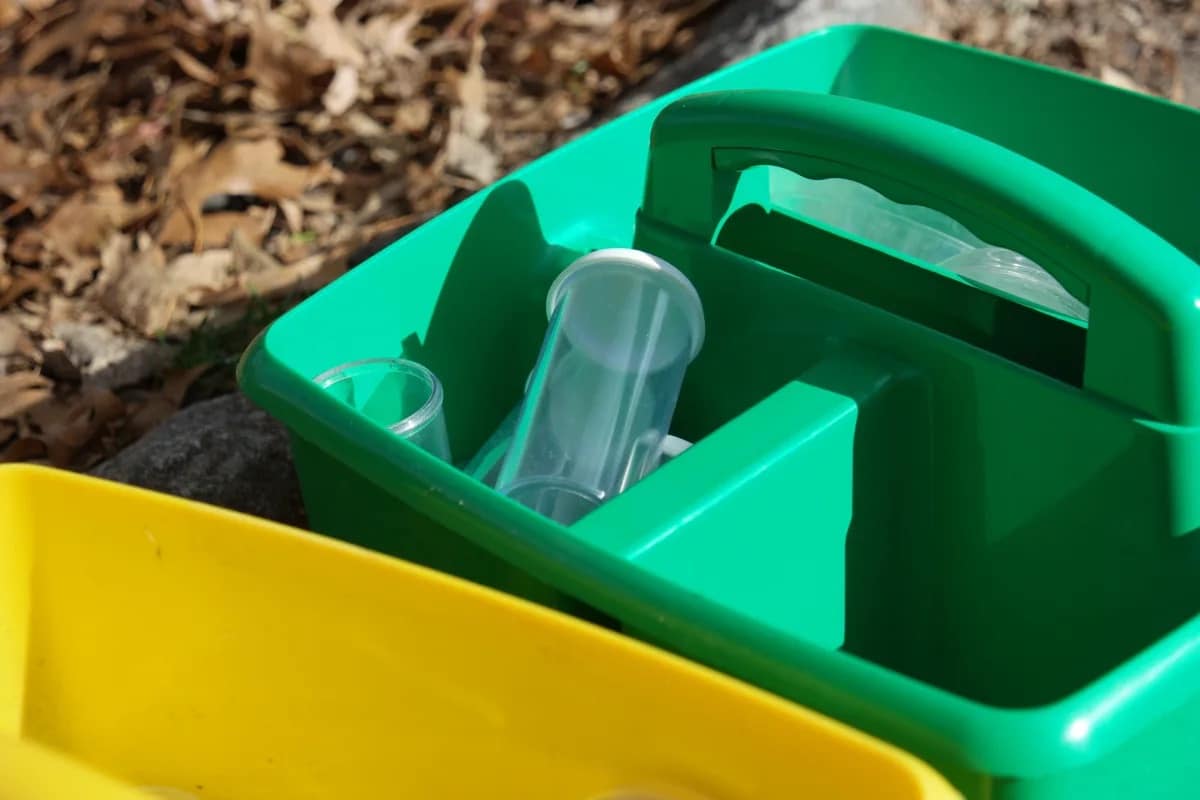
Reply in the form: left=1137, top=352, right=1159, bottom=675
left=92, top=392, right=306, bottom=527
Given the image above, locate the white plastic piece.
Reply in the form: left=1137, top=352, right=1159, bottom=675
left=660, top=434, right=693, bottom=462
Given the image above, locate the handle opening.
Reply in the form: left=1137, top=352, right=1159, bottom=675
left=640, top=90, right=1200, bottom=425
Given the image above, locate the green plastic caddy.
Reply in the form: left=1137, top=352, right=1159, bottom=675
left=240, top=26, right=1200, bottom=799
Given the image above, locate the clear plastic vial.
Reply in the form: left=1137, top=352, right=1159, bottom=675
left=494, top=248, right=704, bottom=524
left=314, top=357, right=451, bottom=461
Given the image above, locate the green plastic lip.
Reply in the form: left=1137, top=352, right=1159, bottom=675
left=546, top=247, right=707, bottom=362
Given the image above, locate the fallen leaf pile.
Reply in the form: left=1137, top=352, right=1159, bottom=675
left=0, top=0, right=718, bottom=468
left=925, top=0, right=1200, bottom=103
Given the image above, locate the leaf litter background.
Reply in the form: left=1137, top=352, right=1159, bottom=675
left=0, top=0, right=719, bottom=467
left=0, top=0, right=1196, bottom=469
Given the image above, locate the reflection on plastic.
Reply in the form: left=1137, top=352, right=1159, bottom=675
left=493, top=249, right=704, bottom=525
left=768, top=170, right=1089, bottom=321
left=465, top=400, right=692, bottom=489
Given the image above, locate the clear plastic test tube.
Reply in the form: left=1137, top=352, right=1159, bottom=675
left=314, top=357, right=451, bottom=461
left=494, top=248, right=704, bottom=524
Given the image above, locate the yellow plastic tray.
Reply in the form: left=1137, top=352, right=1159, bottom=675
left=0, top=465, right=958, bottom=799
left=0, top=736, right=151, bottom=800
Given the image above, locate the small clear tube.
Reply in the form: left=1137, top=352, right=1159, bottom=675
left=314, top=357, right=451, bottom=461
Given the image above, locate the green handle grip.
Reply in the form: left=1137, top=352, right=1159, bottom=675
left=641, top=90, right=1200, bottom=426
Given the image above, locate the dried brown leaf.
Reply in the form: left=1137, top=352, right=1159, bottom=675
left=279, top=198, right=304, bottom=233
left=6, top=230, right=41, bottom=265
left=97, top=232, right=131, bottom=281
left=0, top=370, right=51, bottom=419
left=197, top=139, right=324, bottom=201
left=0, top=1, right=21, bottom=28
left=81, top=154, right=139, bottom=184
left=198, top=235, right=335, bottom=305
left=89, top=33, right=175, bottom=63
left=455, top=50, right=489, bottom=138
left=163, top=362, right=211, bottom=406
left=1, top=436, right=45, bottom=462
left=392, top=96, right=432, bottom=133
left=342, top=110, right=387, bottom=137
left=98, top=242, right=168, bottom=335
left=357, top=10, right=421, bottom=62
left=1101, top=64, right=1152, bottom=95
left=305, top=2, right=365, bottom=67
left=101, top=244, right=237, bottom=335
left=0, top=133, right=57, bottom=199
left=0, top=314, right=36, bottom=360
left=20, top=0, right=144, bottom=71
left=162, top=138, right=330, bottom=247
left=298, top=189, right=337, bottom=214
left=230, top=228, right=280, bottom=274
left=124, top=362, right=210, bottom=439
left=247, top=3, right=334, bottom=110
left=444, top=126, right=497, bottom=184
left=546, top=2, right=621, bottom=30
left=122, top=394, right=175, bottom=440
left=323, top=64, right=360, bottom=116
left=273, top=236, right=315, bottom=264
left=170, top=47, right=220, bottom=85
left=41, top=184, right=150, bottom=263
left=42, top=387, right=124, bottom=467
left=53, top=256, right=101, bottom=295
left=170, top=250, right=236, bottom=304
left=444, top=44, right=496, bottom=183
left=164, top=139, right=212, bottom=183
left=10, top=306, right=42, bottom=334
left=160, top=205, right=276, bottom=249
left=0, top=268, right=53, bottom=309
left=182, top=0, right=232, bottom=24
